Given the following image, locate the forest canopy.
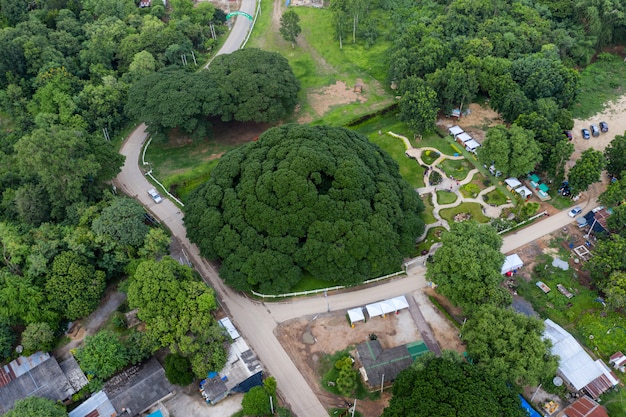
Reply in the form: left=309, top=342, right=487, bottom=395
left=185, top=124, right=425, bottom=293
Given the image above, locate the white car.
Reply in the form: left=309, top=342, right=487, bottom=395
left=147, top=188, right=163, bottom=203
left=568, top=207, right=582, bottom=218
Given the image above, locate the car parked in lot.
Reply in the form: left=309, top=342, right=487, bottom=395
left=568, top=206, right=582, bottom=218
left=581, top=128, right=590, bottom=139
left=147, top=188, right=163, bottom=203
left=600, top=121, right=608, bottom=133
left=590, top=124, right=600, bottom=137
left=564, top=130, right=573, bottom=141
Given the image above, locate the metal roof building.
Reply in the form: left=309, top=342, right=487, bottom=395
left=543, top=319, right=618, bottom=398
left=68, top=391, right=116, bottom=417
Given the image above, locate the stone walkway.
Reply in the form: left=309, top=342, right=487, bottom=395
left=388, top=131, right=514, bottom=245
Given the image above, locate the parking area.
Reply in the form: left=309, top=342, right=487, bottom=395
left=163, top=389, right=242, bottom=417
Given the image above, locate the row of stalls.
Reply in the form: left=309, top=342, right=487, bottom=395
left=347, top=296, right=410, bottom=327
left=448, top=125, right=481, bottom=154
left=504, top=177, right=533, bottom=200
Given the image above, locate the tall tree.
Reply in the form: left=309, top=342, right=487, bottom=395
left=462, top=304, right=558, bottom=386
left=478, top=125, right=541, bottom=177
left=208, top=49, right=300, bottom=123
left=45, top=251, right=106, bottom=320
left=604, top=132, right=626, bottom=180
left=585, top=235, right=626, bottom=287
left=382, top=355, right=526, bottom=417
left=92, top=197, right=149, bottom=248
left=20, top=322, right=55, bottom=354
left=0, top=319, right=15, bottom=361
left=599, top=175, right=626, bottom=207
left=398, top=77, right=439, bottom=135
left=185, top=125, right=424, bottom=293
left=279, top=10, right=301, bottom=48
left=427, top=60, right=478, bottom=114
left=5, top=397, right=66, bottom=417
left=75, top=330, right=129, bottom=379
left=604, top=271, right=626, bottom=311
left=426, top=221, right=509, bottom=312
left=567, top=148, right=605, bottom=195
left=127, top=257, right=227, bottom=377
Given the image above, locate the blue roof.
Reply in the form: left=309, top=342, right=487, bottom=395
left=146, top=411, right=164, bottom=417
left=519, top=395, right=542, bottom=417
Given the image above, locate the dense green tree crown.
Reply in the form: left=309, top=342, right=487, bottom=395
left=426, top=220, right=509, bottom=312
left=381, top=355, right=527, bottom=417
left=5, top=396, right=66, bottom=417
left=462, top=305, right=558, bottom=387
left=185, top=124, right=425, bottom=293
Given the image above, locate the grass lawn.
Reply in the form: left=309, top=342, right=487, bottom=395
left=438, top=158, right=473, bottom=181
left=288, top=274, right=337, bottom=294
left=572, top=53, right=626, bottom=119
left=436, top=190, right=457, bottom=205
left=439, top=202, right=489, bottom=223
left=415, top=227, right=445, bottom=254
left=414, top=132, right=460, bottom=156
left=482, top=189, right=507, bottom=206
left=144, top=135, right=239, bottom=199
left=367, top=133, right=424, bottom=188
left=551, top=195, right=576, bottom=210
left=601, top=389, right=626, bottom=417
left=420, top=194, right=437, bottom=225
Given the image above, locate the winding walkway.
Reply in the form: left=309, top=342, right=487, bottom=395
left=388, top=131, right=514, bottom=240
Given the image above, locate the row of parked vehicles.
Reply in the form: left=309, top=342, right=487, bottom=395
left=581, top=121, right=608, bottom=139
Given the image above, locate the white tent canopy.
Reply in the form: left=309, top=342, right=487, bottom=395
left=516, top=186, right=532, bottom=198
left=504, top=178, right=522, bottom=189
left=389, top=296, right=409, bottom=312
left=464, top=139, right=481, bottom=152
left=379, top=300, right=395, bottom=315
left=456, top=132, right=472, bottom=143
left=501, top=254, right=524, bottom=274
left=365, top=303, right=384, bottom=319
left=448, top=125, right=464, bottom=136
left=347, top=308, right=365, bottom=324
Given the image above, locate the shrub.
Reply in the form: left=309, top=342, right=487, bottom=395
left=164, top=353, right=194, bottom=386
left=21, top=322, right=55, bottom=354
left=429, top=171, right=442, bottom=185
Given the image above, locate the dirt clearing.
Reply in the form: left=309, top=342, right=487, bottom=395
left=275, top=288, right=465, bottom=416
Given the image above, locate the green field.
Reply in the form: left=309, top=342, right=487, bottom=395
left=572, top=53, right=626, bottom=119
left=436, top=190, right=457, bottom=205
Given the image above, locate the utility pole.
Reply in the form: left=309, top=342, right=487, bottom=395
left=269, top=395, right=274, bottom=414
left=380, top=373, right=384, bottom=394
left=351, top=399, right=357, bottom=417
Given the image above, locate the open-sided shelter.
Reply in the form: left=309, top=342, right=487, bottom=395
left=365, top=303, right=384, bottom=319
left=389, top=296, right=409, bottom=313
left=516, top=186, right=532, bottom=199
left=464, top=139, right=481, bottom=153
left=501, top=254, right=524, bottom=275
left=348, top=308, right=365, bottom=326
left=505, top=178, right=522, bottom=190
left=448, top=126, right=464, bottom=137
left=455, top=132, right=472, bottom=144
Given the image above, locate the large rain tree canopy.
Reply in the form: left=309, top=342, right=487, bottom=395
left=185, top=124, right=424, bottom=293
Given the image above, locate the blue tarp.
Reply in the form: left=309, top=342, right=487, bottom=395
left=146, top=411, right=164, bottom=417
left=519, top=395, right=542, bottom=417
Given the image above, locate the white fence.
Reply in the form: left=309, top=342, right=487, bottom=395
left=250, top=270, right=406, bottom=299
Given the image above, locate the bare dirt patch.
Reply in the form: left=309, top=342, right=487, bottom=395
left=451, top=103, right=502, bottom=142
left=276, top=289, right=465, bottom=416
left=306, top=80, right=368, bottom=118
left=569, top=94, right=626, bottom=171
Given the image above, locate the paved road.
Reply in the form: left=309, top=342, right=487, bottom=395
left=210, top=0, right=256, bottom=63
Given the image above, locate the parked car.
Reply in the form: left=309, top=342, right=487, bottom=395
left=564, top=130, right=573, bottom=141
left=590, top=124, right=600, bottom=137
left=147, top=188, right=163, bottom=203
left=568, top=207, right=582, bottom=218
left=600, top=121, right=609, bottom=133
left=581, top=128, right=590, bottom=139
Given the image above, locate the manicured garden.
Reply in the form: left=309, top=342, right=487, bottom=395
left=436, top=190, right=457, bottom=205
left=439, top=202, right=489, bottom=224
left=438, top=158, right=473, bottom=181
left=415, top=227, right=445, bottom=254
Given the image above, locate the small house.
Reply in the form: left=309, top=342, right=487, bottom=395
left=558, top=395, right=609, bottom=417
left=356, top=339, right=428, bottom=385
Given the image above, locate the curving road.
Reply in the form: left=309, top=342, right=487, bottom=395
left=114, top=2, right=602, bottom=413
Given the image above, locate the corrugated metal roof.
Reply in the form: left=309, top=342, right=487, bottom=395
left=543, top=320, right=616, bottom=394
left=69, top=391, right=116, bottom=417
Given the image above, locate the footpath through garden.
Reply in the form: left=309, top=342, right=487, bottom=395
left=386, top=131, right=514, bottom=242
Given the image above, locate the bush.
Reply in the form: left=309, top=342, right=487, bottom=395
left=21, top=322, right=55, bottom=354
left=429, top=171, right=442, bottom=185
left=0, top=320, right=15, bottom=361
left=164, top=353, right=194, bottom=386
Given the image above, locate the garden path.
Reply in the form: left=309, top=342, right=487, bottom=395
left=388, top=131, right=515, bottom=244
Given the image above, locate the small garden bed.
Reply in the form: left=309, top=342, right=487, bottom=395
left=436, top=190, right=457, bottom=205
left=415, top=227, right=446, bottom=255
left=482, top=189, right=507, bottom=206
left=439, top=202, right=489, bottom=224
left=421, top=149, right=440, bottom=165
